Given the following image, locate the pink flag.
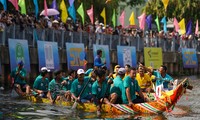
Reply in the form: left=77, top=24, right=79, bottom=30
left=119, top=10, right=125, bottom=28
left=9, top=0, right=18, bottom=10
left=195, top=20, right=199, bottom=35
left=87, top=5, right=93, bottom=24
left=44, top=0, right=48, bottom=16
left=138, top=13, right=146, bottom=30
left=173, top=17, right=179, bottom=32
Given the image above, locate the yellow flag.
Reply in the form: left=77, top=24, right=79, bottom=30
left=178, top=18, right=186, bottom=35
left=100, top=8, right=106, bottom=26
left=60, top=0, right=68, bottom=23
left=129, top=12, right=135, bottom=25
left=162, top=0, right=169, bottom=11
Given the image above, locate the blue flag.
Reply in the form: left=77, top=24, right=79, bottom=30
left=186, top=20, right=192, bottom=35
left=161, top=16, right=167, bottom=33
left=33, top=0, right=39, bottom=19
left=68, top=3, right=76, bottom=22
left=0, top=0, right=7, bottom=11
left=51, top=0, right=58, bottom=19
left=146, top=14, right=152, bottom=30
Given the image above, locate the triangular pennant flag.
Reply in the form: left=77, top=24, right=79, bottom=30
left=155, top=16, right=160, bottom=31
left=87, top=5, right=93, bottom=24
left=173, top=17, right=179, bottom=32
left=60, top=0, right=68, bottom=23
left=195, top=20, right=199, bottom=35
left=178, top=18, right=186, bottom=35
left=112, top=9, right=116, bottom=27
left=68, top=3, right=76, bottom=22
left=186, top=20, right=192, bottom=35
left=44, top=0, right=48, bottom=16
left=33, top=0, right=39, bottom=19
left=77, top=3, right=85, bottom=25
left=119, top=10, right=125, bottom=28
left=0, top=0, right=7, bottom=11
left=51, top=0, right=58, bottom=19
left=100, top=8, right=106, bottom=26
left=162, top=0, right=169, bottom=11
left=138, top=13, right=146, bottom=30
left=18, top=0, right=26, bottom=14
left=129, top=12, right=135, bottom=25
left=161, top=16, right=167, bottom=33
left=9, top=0, right=18, bottom=10
left=146, top=14, right=152, bottom=30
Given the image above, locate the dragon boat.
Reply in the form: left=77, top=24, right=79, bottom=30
left=27, top=78, right=192, bottom=115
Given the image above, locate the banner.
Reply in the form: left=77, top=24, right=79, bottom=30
left=182, top=48, right=198, bottom=68
left=117, top=46, right=137, bottom=68
left=37, top=41, right=60, bottom=71
left=144, top=47, right=163, bottom=69
left=66, top=43, right=85, bottom=70
left=8, top=39, right=30, bottom=72
left=93, top=45, right=110, bottom=69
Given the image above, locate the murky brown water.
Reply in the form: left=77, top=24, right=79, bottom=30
left=0, top=75, right=199, bottom=120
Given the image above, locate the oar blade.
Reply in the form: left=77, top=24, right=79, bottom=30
left=71, top=101, right=78, bottom=109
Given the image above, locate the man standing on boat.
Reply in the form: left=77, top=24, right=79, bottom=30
left=10, top=61, right=31, bottom=96
left=70, top=69, right=93, bottom=103
left=33, top=67, right=50, bottom=97
left=48, top=70, right=68, bottom=104
left=153, top=65, right=174, bottom=90
left=123, top=67, right=146, bottom=106
left=94, top=49, right=106, bottom=68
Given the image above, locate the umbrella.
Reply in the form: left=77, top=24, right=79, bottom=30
left=40, top=8, right=60, bottom=16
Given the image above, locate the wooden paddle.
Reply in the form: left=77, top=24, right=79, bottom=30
left=71, top=78, right=91, bottom=109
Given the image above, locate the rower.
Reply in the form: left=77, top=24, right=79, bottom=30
left=33, top=67, right=50, bottom=97
left=123, top=67, right=147, bottom=106
left=48, top=70, right=67, bottom=104
left=112, top=65, right=120, bottom=78
left=124, top=64, right=131, bottom=78
left=10, top=61, right=31, bottom=96
left=70, top=69, right=93, bottom=103
left=153, top=65, right=174, bottom=90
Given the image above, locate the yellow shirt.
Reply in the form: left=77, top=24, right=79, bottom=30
left=136, top=73, right=152, bottom=89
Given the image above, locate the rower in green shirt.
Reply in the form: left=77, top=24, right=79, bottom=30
left=48, top=70, right=67, bottom=104
left=33, top=67, right=50, bottom=97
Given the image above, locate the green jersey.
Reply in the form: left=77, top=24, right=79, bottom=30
left=33, top=75, right=49, bottom=92
left=92, top=80, right=109, bottom=99
left=10, top=67, right=26, bottom=85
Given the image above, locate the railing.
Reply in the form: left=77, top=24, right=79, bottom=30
left=0, top=25, right=200, bottom=52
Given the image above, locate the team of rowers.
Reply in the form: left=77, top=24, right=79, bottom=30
left=9, top=60, right=174, bottom=114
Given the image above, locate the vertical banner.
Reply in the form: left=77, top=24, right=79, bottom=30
left=37, top=41, right=60, bottom=71
left=182, top=48, right=198, bottom=68
left=8, top=39, right=30, bottom=72
left=66, top=43, right=85, bottom=70
left=144, top=47, right=163, bottom=69
left=93, top=45, right=110, bottom=69
left=117, top=46, right=137, bottom=68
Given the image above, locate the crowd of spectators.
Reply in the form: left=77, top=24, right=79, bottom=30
left=0, top=10, right=200, bottom=51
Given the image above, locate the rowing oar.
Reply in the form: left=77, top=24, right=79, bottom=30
left=71, top=78, right=91, bottom=109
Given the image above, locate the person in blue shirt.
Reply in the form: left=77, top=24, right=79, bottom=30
left=10, top=61, right=30, bottom=96
left=33, top=67, right=50, bottom=97
left=153, top=65, right=174, bottom=90
left=94, top=49, right=106, bottom=68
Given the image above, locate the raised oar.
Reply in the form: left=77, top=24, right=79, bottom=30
left=71, top=78, right=91, bottom=109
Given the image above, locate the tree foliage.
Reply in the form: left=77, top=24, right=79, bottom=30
left=143, top=0, right=200, bottom=23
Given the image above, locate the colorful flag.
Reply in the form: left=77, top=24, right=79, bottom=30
left=129, top=12, right=135, bottom=25
left=0, top=0, right=7, bottom=11
left=51, top=0, right=58, bottom=19
left=68, top=3, right=76, bottom=22
left=33, top=0, right=39, bottom=19
left=44, top=0, right=48, bottom=16
left=146, top=14, right=152, bottom=30
left=155, top=16, right=160, bottom=31
left=100, top=8, right=106, bottom=26
left=9, top=0, right=18, bottom=10
left=186, top=20, right=192, bottom=35
left=112, top=9, right=116, bottom=27
left=178, top=18, right=186, bottom=35
left=87, top=5, right=93, bottom=24
left=195, top=20, right=199, bottom=35
left=60, top=0, right=68, bottom=23
left=138, top=13, right=146, bottom=30
left=77, top=3, right=85, bottom=25
left=161, top=16, right=167, bottom=33
left=162, top=0, right=169, bottom=11
left=68, top=0, right=74, bottom=7
left=173, top=17, right=179, bottom=32
left=119, top=10, right=125, bottom=28
left=18, top=0, right=26, bottom=14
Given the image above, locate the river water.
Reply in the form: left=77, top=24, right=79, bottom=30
left=0, top=75, right=199, bottom=120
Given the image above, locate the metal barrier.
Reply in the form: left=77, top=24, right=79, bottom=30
left=0, top=25, right=199, bottom=52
